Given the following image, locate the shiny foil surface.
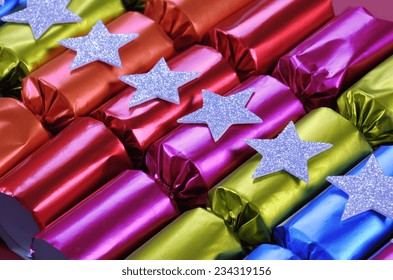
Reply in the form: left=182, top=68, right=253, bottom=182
left=274, top=146, right=393, bottom=260
left=371, top=240, right=393, bottom=260
left=208, top=108, right=373, bottom=247
left=22, top=12, right=175, bottom=133
left=0, top=0, right=126, bottom=98
left=32, top=170, right=179, bottom=260
left=121, top=0, right=146, bottom=11
left=146, top=75, right=306, bottom=210
left=0, top=98, right=51, bottom=178
left=0, top=117, right=131, bottom=230
left=338, top=55, right=393, bottom=147
left=91, top=45, right=240, bottom=168
left=144, top=0, right=254, bottom=50
left=0, top=239, right=21, bottom=260
left=244, top=244, right=300, bottom=260
left=204, top=0, right=334, bottom=80
left=0, top=0, right=18, bottom=19
left=273, top=7, right=393, bottom=112
left=127, top=208, right=244, bottom=260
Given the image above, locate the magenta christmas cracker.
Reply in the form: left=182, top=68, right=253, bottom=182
left=91, top=45, right=240, bottom=169
left=145, top=75, right=306, bottom=210
left=32, top=170, right=179, bottom=260
left=273, top=7, right=393, bottom=112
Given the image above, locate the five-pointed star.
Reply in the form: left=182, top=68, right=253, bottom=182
left=120, top=58, right=200, bottom=107
left=59, top=20, right=139, bottom=70
left=1, top=0, right=82, bottom=39
left=327, top=155, right=393, bottom=221
left=245, top=121, right=332, bottom=183
left=177, top=88, right=262, bottom=141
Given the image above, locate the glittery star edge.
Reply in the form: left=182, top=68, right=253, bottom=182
left=326, top=154, right=393, bottom=221
left=119, top=58, right=200, bottom=107
left=1, top=0, right=82, bottom=39
left=59, top=20, right=139, bottom=70
left=177, top=88, right=263, bottom=142
left=245, top=121, right=333, bottom=183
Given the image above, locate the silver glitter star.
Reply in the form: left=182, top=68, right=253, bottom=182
left=245, top=121, right=333, bottom=183
left=327, top=155, right=393, bottom=221
left=1, top=0, right=82, bottom=39
left=59, top=20, right=139, bottom=70
left=178, top=89, right=262, bottom=142
left=0, top=1, right=4, bottom=6
left=120, top=58, right=200, bottom=107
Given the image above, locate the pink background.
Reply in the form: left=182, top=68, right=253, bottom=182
left=333, top=0, right=392, bottom=21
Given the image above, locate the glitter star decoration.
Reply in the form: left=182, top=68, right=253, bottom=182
left=1, top=0, right=82, bottom=39
left=0, top=0, right=4, bottom=6
left=326, top=155, right=393, bottom=221
left=59, top=20, right=139, bottom=70
left=177, top=89, right=262, bottom=141
left=245, top=121, right=333, bottom=183
left=120, top=58, right=200, bottom=107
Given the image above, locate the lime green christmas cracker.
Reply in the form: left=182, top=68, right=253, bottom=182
left=338, top=55, right=393, bottom=147
left=207, top=108, right=373, bottom=248
left=127, top=208, right=245, bottom=260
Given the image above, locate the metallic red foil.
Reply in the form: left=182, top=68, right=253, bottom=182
left=0, top=98, right=51, bottom=178
left=91, top=45, right=240, bottom=168
left=0, top=117, right=131, bottom=230
left=146, top=75, right=306, bottom=210
left=204, top=0, right=334, bottom=80
left=144, top=0, right=254, bottom=49
left=32, top=170, right=179, bottom=260
left=22, top=12, right=175, bottom=134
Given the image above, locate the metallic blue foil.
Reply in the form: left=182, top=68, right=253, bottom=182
left=245, top=244, right=300, bottom=260
left=274, top=146, right=393, bottom=260
left=0, top=0, right=18, bottom=19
